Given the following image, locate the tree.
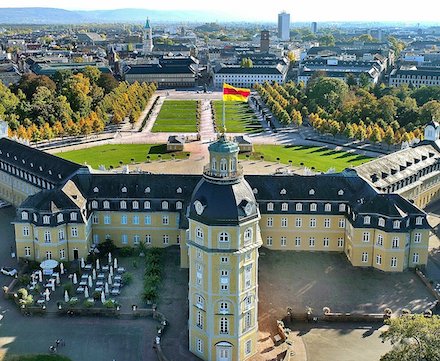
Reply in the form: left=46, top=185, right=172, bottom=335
left=62, top=73, right=92, bottom=117
left=97, top=73, right=119, bottom=94
left=16, top=73, right=56, bottom=100
left=370, top=126, right=383, bottom=143
left=346, top=73, right=357, bottom=87
left=81, top=66, right=101, bottom=85
left=358, top=73, right=371, bottom=89
left=419, top=100, right=440, bottom=125
left=240, top=58, right=253, bottom=68
left=290, top=109, right=303, bottom=127
left=287, top=51, right=296, bottom=62
left=306, top=77, right=349, bottom=113
left=380, top=314, right=440, bottom=361
left=384, top=126, right=395, bottom=147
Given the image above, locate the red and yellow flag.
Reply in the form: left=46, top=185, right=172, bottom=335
left=223, top=83, right=250, bottom=102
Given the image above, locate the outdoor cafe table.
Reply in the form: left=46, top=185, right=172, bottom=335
left=94, top=287, right=103, bottom=293
left=97, top=274, right=105, bottom=280
left=114, top=275, right=122, bottom=281
left=76, top=286, right=85, bottom=294
left=84, top=264, right=92, bottom=271
left=96, top=281, right=104, bottom=287
left=81, top=274, right=89, bottom=280
left=113, top=282, right=122, bottom=288
left=79, top=281, right=87, bottom=286
left=116, top=267, right=126, bottom=273
left=110, top=288, right=120, bottom=296
left=102, top=265, right=109, bottom=272
left=36, top=299, right=45, bottom=305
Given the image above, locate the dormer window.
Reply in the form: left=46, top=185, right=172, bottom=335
left=132, top=201, right=139, bottom=209
left=145, top=187, right=151, bottom=193
left=310, top=203, right=317, bottom=212
left=378, top=218, right=385, bottom=227
left=339, top=204, right=346, bottom=212
left=393, top=220, right=401, bottom=229
left=93, top=187, right=99, bottom=193
left=21, top=211, right=28, bottom=220
left=280, top=189, right=287, bottom=195
left=120, top=200, right=127, bottom=209
left=338, top=189, right=344, bottom=196
left=103, top=201, right=110, bottom=209
left=416, top=216, right=423, bottom=225
left=176, top=187, right=182, bottom=194
left=309, top=189, right=315, bottom=195
left=39, top=166, right=43, bottom=171
left=267, top=202, right=274, bottom=211
left=252, top=188, right=258, bottom=194
left=364, top=216, right=371, bottom=225
left=281, top=203, right=288, bottom=211
left=92, top=200, right=98, bottom=209
left=212, top=158, right=217, bottom=171
left=43, top=215, right=50, bottom=224
left=325, top=203, right=331, bottom=212
left=296, top=203, right=303, bottom=211
left=144, top=201, right=151, bottom=209
left=57, top=213, right=64, bottom=223
left=176, top=201, right=183, bottom=210
left=121, top=187, right=127, bottom=193
left=70, top=212, right=77, bottom=221
left=162, top=201, right=168, bottom=210
left=48, top=170, right=52, bottom=175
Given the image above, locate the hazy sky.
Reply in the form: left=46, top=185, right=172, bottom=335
left=2, top=0, right=440, bottom=22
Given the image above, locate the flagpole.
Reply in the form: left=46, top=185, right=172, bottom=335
left=222, top=97, right=226, bottom=135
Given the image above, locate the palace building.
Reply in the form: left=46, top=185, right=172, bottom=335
left=0, top=122, right=437, bottom=360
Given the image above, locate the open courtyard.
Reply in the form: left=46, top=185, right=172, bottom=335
left=213, top=100, right=262, bottom=134
left=56, top=144, right=187, bottom=169
left=152, top=100, right=198, bottom=133
left=243, top=145, right=373, bottom=172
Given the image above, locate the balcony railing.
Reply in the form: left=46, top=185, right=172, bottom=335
left=203, top=164, right=243, bottom=180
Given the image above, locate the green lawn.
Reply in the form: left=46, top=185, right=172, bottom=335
left=213, top=101, right=261, bottom=133
left=152, top=100, right=198, bottom=133
left=56, top=144, right=188, bottom=169
left=5, top=355, right=72, bottom=361
left=241, top=145, right=373, bottom=172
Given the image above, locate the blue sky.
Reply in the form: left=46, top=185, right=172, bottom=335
left=2, top=0, right=439, bottom=22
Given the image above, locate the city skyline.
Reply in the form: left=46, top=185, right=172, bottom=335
left=1, top=0, right=440, bottom=22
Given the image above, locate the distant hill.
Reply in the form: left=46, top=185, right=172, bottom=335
left=0, top=7, right=234, bottom=24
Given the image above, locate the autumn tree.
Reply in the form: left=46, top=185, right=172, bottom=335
left=380, top=314, right=440, bottom=361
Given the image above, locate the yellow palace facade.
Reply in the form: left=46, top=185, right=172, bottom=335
left=0, top=125, right=436, bottom=360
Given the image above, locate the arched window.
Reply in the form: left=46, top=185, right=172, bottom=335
left=120, top=200, right=127, bottom=209
left=162, top=201, right=168, bottom=210
left=296, top=203, right=303, bottom=211
left=21, top=211, right=28, bottom=220
left=219, top=301, right=229, bottom=313
left=121, top=186, right=127, bottom=193
left=309, top=189, right=315, bottom=195
left=220, top=317, right=229, bottom=334
left=92, top=200, right=98, bottom=209
left=132, top=201, right=139, bottom=209
left=43, top=215, right=50, bottom=224
left=176, top=201, right=183, bottom=210
left=244, top=228, right=253, bottom=244
left=103, top=201, right=110, bottom=209
left=145, top=187, right=151, bottom=193
left=144, top=201, right=151, bottom=209
left=378, top=218, right=385, bottom=227
left=339, top=204, right=346, bottom=212
left=310, top=203, right=317, bottom=212
left=93, top=187, right=99, bottom=193
left=196, top=227, right=204, bottom=240
left=325, top=203, right=331, bottom=212
left=219, top=232, right=229, bottom=243
left=212, top=158, right=217, bottom=171
left=231, top=158, right=236, bottom=171
left=364, top=216, right=371, bottom=225
left=196, top=294, right=205, bottom=309
left=281, top=203, right=288, bottom=211
left=57, top=213, right=64, bottom=223
left=220, top=158, right=227, bottom=172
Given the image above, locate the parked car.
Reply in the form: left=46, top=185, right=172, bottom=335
left=1, top=267, right=17, bottom=276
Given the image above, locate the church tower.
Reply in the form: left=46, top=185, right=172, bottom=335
left=143, top=18, right=153, bottom=55
left=187, top=136, right=261, bottom=361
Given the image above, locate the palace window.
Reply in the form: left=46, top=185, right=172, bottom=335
left=44, top=231, right=51, bottom=243
left=219, top=232, right=229, bottom=243
left=310, top=218, right=316, bottom=228
left=220, top=317, right=229, bottom=334
left=338, top=218, right=345, bottom=228
left=133, top=215, right=140, bottom=225
left=393, top=220, right=400, bottom=229
left=323, top=237, right=329, bottom=247
left=337, top=238, right=344, bottom=248
left=196, top=339, right=203, bottom=354
left=122, top=234, right=128, bottom=244
left=23, top=226, right=29, bottom=237
left=144, top=215, right=151, bottom=225
left=103, top=201, right=110, bottom=209
left=59, top=249, right=65, bottom=259
left=43, top=215, right=50, bottom=224
left=196, top=227, right=204, bottom=240
left=132, top=201, right=139, bottom=209
left=378, top=218, right=385, bottom=227
left=390, top=257, right=397, bottom=268
left=392, top=237, right=399, bottom=249
left=120, top=200, right=127, bottom=209
left=162, top=201, right=168, bottom=210
left=339, top=204, right=346, bottom=212
left=196, top=310, right=203, bottom=329
left=361, top=252, right=368, bottom=263
left=281, top=203, right=288, bottom=211
left=162, top=215, right=169, bottom=225
left=377, top=234, right=383, bottom=246
left=413, top=253, right=419, bottom=264
left=24, top=247, right=31, bottom=257
left=121, top=215, right=128, bottom=225
left=416, top=217, right=423, bottom=225
left=266, top=236, right=273, bottom=246
left=267, top=203, right=274, bottom=211
left=363, top=232, right=370, bottom=242
left=176, top=201, right=183, bottom=210
left=310, top=203, right=317, bottom=212
left=324, top=218, right=331, bottom=228
left=309, top=237, right=315, bottom=247
left=133, top=235, right=140, bottom=245
left=91, top=200, right=98, bottom=209
left=145, top=235, right=151, bottom=244
left=219, top=301, right=229, bottom=313
left=296, top=203, right=303, bottom=211
left=58, top=229, right=65, bottom=241
left=325, top=203, right=331, bottom=212
left=71, top=227, right=78, bottom=237
left=295, top=218, right=302, bottom=227
left=363, top=216, right=371, bottom=225
left=281, top=236, right=287, bottom=246
left=414, top=233, right=421, bottom=243
left=104, top=215, right=111, bottom=224
left=267, top=217, right=273, bottom=227
left=144, top=201, right=151, bottom=209
left=281, top=218, right=288, bottom=227
left=376, top=254, right=382, bottom=265
left=295, top=237, right=301, bottom=246
left=244, top=228, right=253, bottom=244
left=21, top=211, right=28, bottom=220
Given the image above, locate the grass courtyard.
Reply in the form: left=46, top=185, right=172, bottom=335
left=56, top=144, right=187, bottom=169
left=241, top=144, right=372, bottom=172
left=152, top=100, right=198, bottom=133
left=213, top=100, right=262, bottom=133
